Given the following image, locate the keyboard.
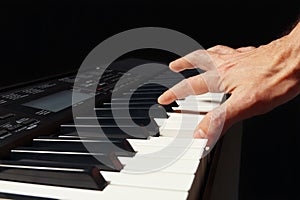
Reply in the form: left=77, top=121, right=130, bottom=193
left=0, top=58, right=226, bottom=200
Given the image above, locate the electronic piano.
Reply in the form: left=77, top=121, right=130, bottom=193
left=0, top=58, right=226, bottom=200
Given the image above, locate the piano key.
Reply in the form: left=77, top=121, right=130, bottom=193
left=167, top=112, right=205, bottom=119
left=35, top=137, right=135, bottom=153
left=76, top=116, right=155, bottom=128
left=111, top=97, right=160, bottom=101
left=110, top=98, right=178, bottom=106
left=60, top=124, right=151, bottom=139
left=127, top=137, right=207, bottom=149
left=101, top=171, right=195, bottom=191
left=10, top=150, right=123, bottom=171
left=152, top=118, right=167, bottom=127
left=77, top=117, right=159, bottom=136
left=122, top=93, right=162, bottom=99
left=133, top=84, right=167, bottom=90
left=109, top=99, right=179, bottom=111
left=159, top=129, right=196, bottom=137
left=128, top=146, right=204, bottom=159
left=0, top=192, right=57, bottom=200
left=17, top=138, right=135, bottom=157
left=0, top=180, right=188, bottom=200
left=181, top=92, right=225, bottom=102
left=95, top=107, right=168, bottom=118
left=173, top=102, right=219, bottom=113
left=156, top=115, right=203, bottom=137
left=119, top=156, right=200, bottom=174
left=0, top=160, right=108, bottom=190
left=129, top=88, right=166, bottom=92
left=102, top=102, right=174, bottom=112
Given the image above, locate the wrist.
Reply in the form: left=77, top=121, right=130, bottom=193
left=286, top=22, right=300, bottom=51
left=283, top=22, right=300, bottom=73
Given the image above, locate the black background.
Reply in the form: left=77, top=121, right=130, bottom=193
left=0, top=1, right=300, bottom=199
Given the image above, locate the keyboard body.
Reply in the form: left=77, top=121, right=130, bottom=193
left=0, top=58, right=227, bottom=200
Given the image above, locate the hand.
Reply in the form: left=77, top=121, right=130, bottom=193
left=158, top=23, right=300, bottom=152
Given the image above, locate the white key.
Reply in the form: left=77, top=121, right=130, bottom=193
left=130, top=145, right=204, bottom=159
left=127, top=137, right=207, bottom=148
left=0, top=180, right=188, bottom=200
left=154, top=113, right=202, bottom=130
left=120, top=156, right=200, bottom=174
left=123, top=138, right=205, bottom=173
left=159, top=128, right=195, bottom=137
left=101, top=171, right=195, bottom=191
left=153, top=118, right=167, bottom=127
left=160, top=121, right=198, bottom=130
left=183, top=92, right=225, bottom=102
left=165, top=113, right=204, bottom=127
left=173, top=103, right=219, bottom=113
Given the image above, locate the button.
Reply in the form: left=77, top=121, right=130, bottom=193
left=0, top=129, right=11, bottom=139
left=6, top=124, right=23, bottom=131
left=0, top=113, right=15, bottom=120
left=0, top=129, right=9, bottom=137
left=0, top=99, right=7, bottom=105
left=22, top=118, right=39, bottom=126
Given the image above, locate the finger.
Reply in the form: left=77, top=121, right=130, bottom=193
left=201, top=70, right=224, bottom=92
left=207, top=45, right=237, bottom=55
left=157, top=74, right=208, bottom=105
left=183, top=49, right=217, bottom=71
left=170, top=49, right=216, bottom=72
left=193, top=104, right=226, bottom=157
left=193, top=94, right=237, bottom=157
left=236, top=46, right=256, bottom=52
left=169, top=57, right=195, bottom=72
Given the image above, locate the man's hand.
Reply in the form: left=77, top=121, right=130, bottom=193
left=158, top=23, right=300, bottom=150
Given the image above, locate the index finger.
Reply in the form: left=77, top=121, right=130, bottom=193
left=158, top=74, right=208, bottom=105
left=170, top=49, right=216, bottom=72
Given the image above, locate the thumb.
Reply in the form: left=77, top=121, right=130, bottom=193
left=193, top=99, right=234, bottom=158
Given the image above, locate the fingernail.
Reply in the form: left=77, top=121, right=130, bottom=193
left=194, top=129, right=207, bottom=139
left=169, top=61, right=175, bottom=69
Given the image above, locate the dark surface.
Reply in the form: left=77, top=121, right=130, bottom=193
left=0, top=1, right=299, bottom=87
left=240, top=95, right=300, bottom=200
left=0, top=1, right=300, bottom=199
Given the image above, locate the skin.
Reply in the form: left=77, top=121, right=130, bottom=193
left=158, top=21, right=300, bottom=150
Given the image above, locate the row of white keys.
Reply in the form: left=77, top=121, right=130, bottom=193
left=0, top=93, right=224, bottom=200
left=99, top=94, right=226, bottom=197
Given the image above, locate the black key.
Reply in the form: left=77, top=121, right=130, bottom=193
left=95, top=107, right=168, bottom=118
left=61, top=124, right=151, bottom=139
left=0, top=192, right=57, bottom=200
left=0, top=113, right=15, bottom=120
left=123, top=93, right=161, bottom=99
left=97, top=117, right=159, bottom=135
left=10, top=150, right=123, bottom=172
left=0, top=160, right=108, bottom=190
left=17, top=137, right=136, bottom=157
left=135, top=84, right=167, bottom=90
left=75, top=116, right=159, bottom=135
left=110, top=99, right=179, bottom=110
left=129, top=88, right=167, bottom=92
left=37, top=136, right=135, bottom=153
left=111, top=97, right=159, bottom=101
left=104, top=102, right=175, bottom=112
left=95, top=116, right=157, bottom=126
